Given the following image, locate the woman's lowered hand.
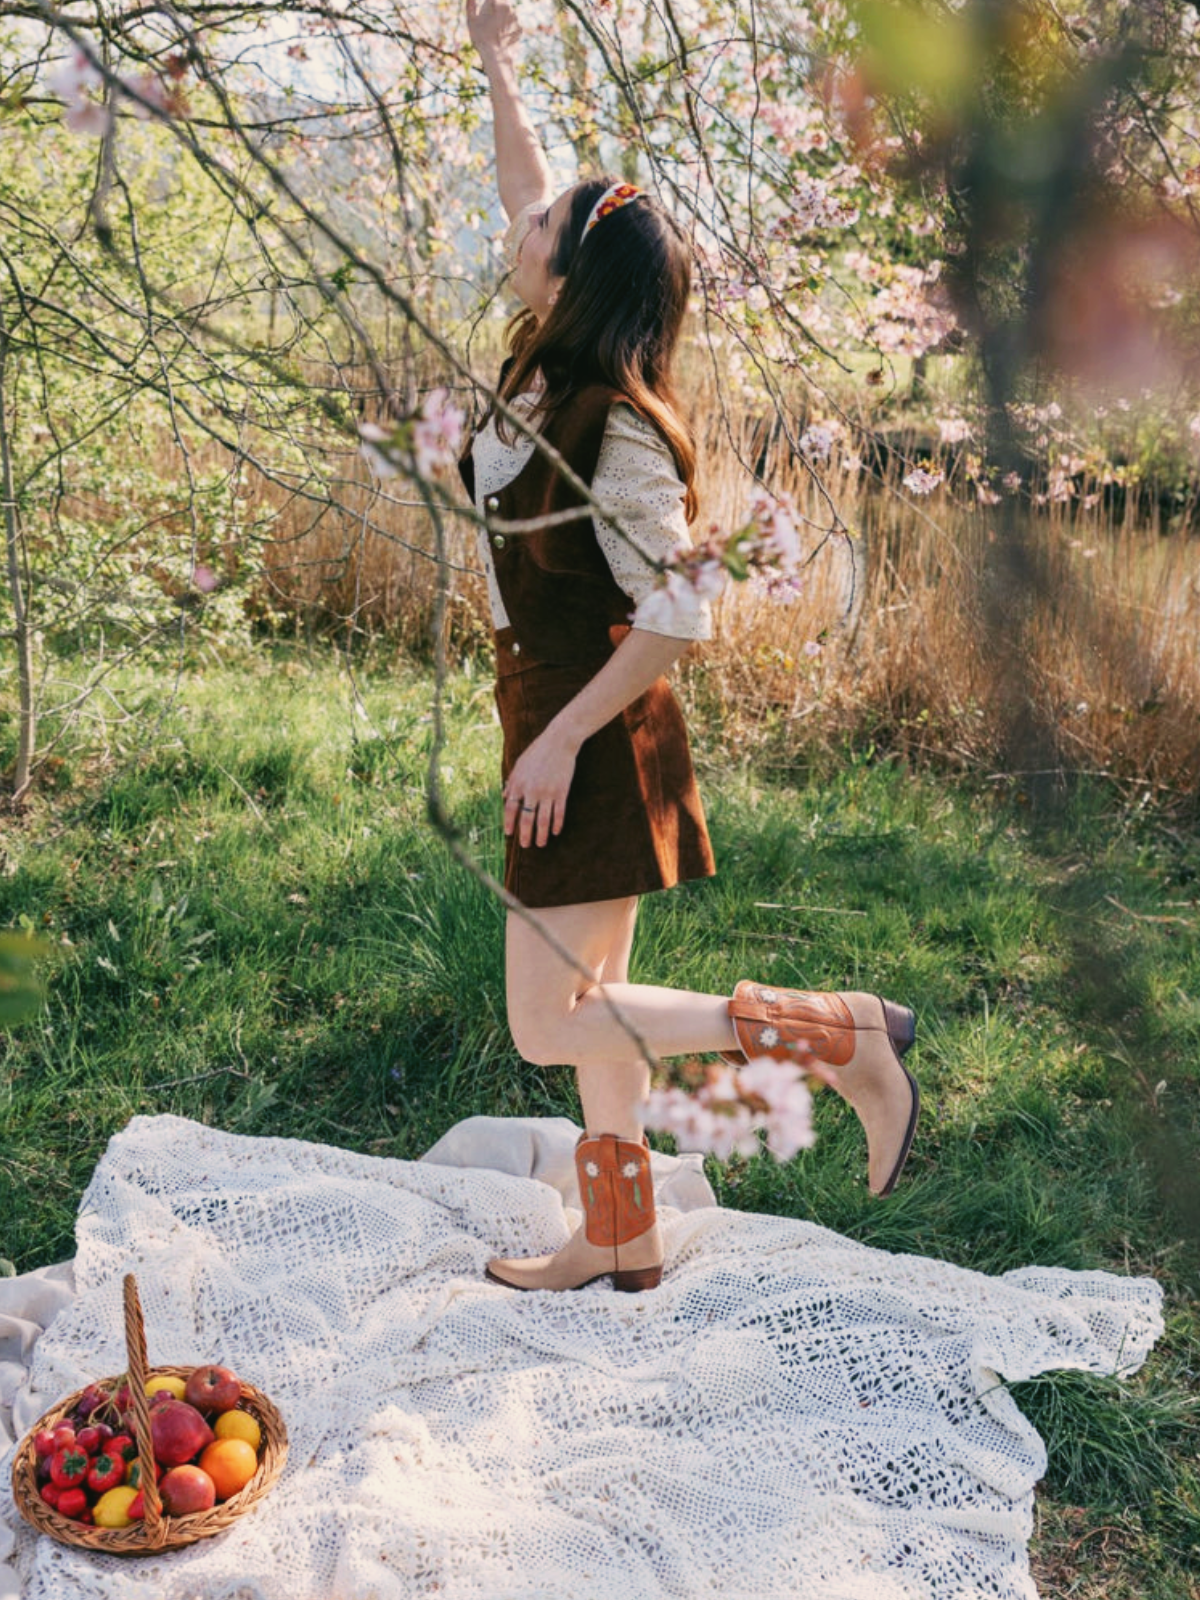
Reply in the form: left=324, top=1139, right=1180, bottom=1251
left=502, top=727, right=579, bottom=848
left=466, top=0, right=521, bottom=64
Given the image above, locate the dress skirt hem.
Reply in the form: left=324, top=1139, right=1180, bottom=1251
left=494, top=627, right=716, bottom=910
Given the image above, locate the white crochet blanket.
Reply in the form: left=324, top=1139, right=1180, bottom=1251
left=3, top=1115, right=1164, bottom=1600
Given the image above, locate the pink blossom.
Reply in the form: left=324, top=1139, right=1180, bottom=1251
left=642, top=1052, right=819, bottom=1165
left=358, top=389, right=465, bottom=483
left=902, top=466, right=944, bottom=495
left=48, top=49, right=101, bottom=101
left=799, top=422, right=836, bottom=460
left=704, top=1104, right=763, bottom=1162
left=121, top=72, right=171, bottom=119
left=64, top=100, right=112, bottom=136
left=358, top=421, right=402, bottom=480
left=936, top=417, right=971, bottom=445
left=412, top=387, right=466, bottom=477
left=191, top=564, right=218, bottom=594
left=749, top=491, right=802, bottom=572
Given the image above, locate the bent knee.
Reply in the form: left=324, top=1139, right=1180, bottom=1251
left=507, top=989, right=587, bottom=1066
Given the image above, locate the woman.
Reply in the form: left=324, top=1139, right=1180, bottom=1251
left=464, top=0, right=919, bottom=1295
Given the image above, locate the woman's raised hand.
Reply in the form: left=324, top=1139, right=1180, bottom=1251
left=466, top=0, right=522, bottom=64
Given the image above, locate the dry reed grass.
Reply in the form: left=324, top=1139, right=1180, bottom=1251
left=197, top=375, right=1200, bottom=804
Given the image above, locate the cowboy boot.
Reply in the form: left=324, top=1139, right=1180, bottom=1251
left=485, top=1132, right=664, bottom=1292
left=723, top=984, right=919, bottom=1197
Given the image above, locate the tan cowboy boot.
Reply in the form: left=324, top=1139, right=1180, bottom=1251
left=724, top=984, right=919, bottom=1197
left=485, top=1132, right=664, bottom=1292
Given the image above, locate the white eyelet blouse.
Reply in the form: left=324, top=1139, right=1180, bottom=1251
left=471, top=395, right=713, bottom=642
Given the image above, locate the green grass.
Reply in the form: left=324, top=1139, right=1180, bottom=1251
left=1, top=645, right=1198, bottom=1597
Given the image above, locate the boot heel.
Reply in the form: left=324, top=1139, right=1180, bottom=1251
left=612, top=1265, right=663, bottom=1293
left=881, top=1000, right=916, bottom=1056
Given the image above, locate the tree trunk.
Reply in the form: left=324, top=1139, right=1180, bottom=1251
left=559, top=13, right=604, bottom=174
left=0, top=299, right=35, bottom=804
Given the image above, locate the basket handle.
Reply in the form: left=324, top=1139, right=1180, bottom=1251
left=122, top=1274, right=166, bottom=1545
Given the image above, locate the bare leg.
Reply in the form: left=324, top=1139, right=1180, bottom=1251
left=489, top=894, right=720, bottom=1290
left=505, top=898, right=739, bottom=1101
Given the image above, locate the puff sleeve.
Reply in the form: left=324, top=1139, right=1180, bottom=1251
left=591, top=404, right=713, bottom=641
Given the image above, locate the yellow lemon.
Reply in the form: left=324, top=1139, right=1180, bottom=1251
left=93, top=1485, right=140, bottom=1528
left=144, top=1373, right=187, bottom=1402
left=213, top=1409, right=262, bottom=1450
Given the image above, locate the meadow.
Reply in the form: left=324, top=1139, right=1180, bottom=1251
left=1, top=643, right=1197, bottom=1598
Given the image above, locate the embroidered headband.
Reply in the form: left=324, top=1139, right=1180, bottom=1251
left=582, top=182, right=642, bottom=239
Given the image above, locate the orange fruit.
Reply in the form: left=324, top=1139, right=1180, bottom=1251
left=213, top=1409, right=262, bottom=1450
left=197, top=1438, right=258, bottom=1500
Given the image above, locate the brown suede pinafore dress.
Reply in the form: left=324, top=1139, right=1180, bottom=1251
left=459, top=380, right=716, bottom=909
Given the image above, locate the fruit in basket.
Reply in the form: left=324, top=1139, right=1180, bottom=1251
left=56, top=1487, right=88, bottom=1519
left=74, top=1383, right=109, bottom=1421
left=86, top=1449, right=127, bottom=1495
left=92, top=1485, right=140, bottom=1528
left=125, top=1457, right=161, bottom=1490
left=213, top=1408, right=262, bottom=1450
left=198, top=1438, right=258, bottom=1499
left=49, top=1447, right=89, bottom=1490
left=33, top=1429, right=57, bottom=1459
left=150, top=1398, right=214, bottom=1466
left=146, top=1373, right=189, bottom=1402
left=184, top=1365, right=241, bottom=1414
left=159, top=1464, right=217, bottom=1515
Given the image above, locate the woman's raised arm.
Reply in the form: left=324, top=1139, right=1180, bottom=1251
left=466, top=0, right=554, bottom=221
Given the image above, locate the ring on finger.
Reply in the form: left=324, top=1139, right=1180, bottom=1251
left=520, top=802, right=537, bottom=812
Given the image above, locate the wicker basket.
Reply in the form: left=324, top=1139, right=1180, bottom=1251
left=10, top=1273, right=288, bottom=1554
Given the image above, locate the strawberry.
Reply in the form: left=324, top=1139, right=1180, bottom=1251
left=49, top=1447, right=89, bottom=1489
left=39, top=1482, right=60, bottom=1508
left=87, top=1450, right=126, bottom=1494
left=56, top=1486, right=88, bottom=1519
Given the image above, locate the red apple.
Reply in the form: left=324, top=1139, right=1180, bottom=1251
left=149, top=1399, right=213, bottom=1467
left=184, top=1365, right=241, bottom=1414
left=159, top=1464, right=216, bottom=1516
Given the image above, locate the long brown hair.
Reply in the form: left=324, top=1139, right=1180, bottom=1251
left=498, top=176, right=698, bottom=521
